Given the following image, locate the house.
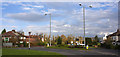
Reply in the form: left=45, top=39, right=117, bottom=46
left=2, top=30, right=26, bottom=47
left=107, top=29, right=120, bottom=45
left=25, top=34, right=44, bottom=46
left=73, top=37, right=84, bottom=45
left=25, top=35, right=41, bottom=43
left=101, top=32, right=113, bottom=43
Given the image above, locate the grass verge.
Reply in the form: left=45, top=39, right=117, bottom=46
left=47, top=46, right=91, bottom=50
left=2, top=48, right=63, bottom=55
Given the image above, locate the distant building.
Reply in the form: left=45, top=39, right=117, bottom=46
left=103, top=33, right=113, bottom=40
left=74, top=37, right=84, bottom=45
left=107, top=29, right=120, bottom=45
left=101, top=32, right=113, bottom=43
left=25, top=35, right=41, bottom=43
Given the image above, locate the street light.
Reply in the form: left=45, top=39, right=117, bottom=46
left=28, top=32, right=31, bottom=50
left=79, top=3, right=92, bottom=47
left=45, top=13, right=51, bottom=46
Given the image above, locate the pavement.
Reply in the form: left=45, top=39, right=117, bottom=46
left=12, top=47, right=120, bottom=56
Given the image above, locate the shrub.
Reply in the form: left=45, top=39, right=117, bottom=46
left=57, top=36, right=62, bottom=45
left=23, top=42, right=28, bottom=47
left=85, top=38, right=93, bottom=45
left=56, top=44, right=62, bottom=47
left=101, top=43, right=116, bottom=49
left=68, top=45, right=75, bottom=48
left=97, top=43, right=101, bottom=47
left=115, top=45, right=120, bottom=50
left=37, top=42, right=46, bottom=46
left=75, top=45, right=84, bottom=48
left=63, top=44, right=69, bottom=47
left=68, top=45, right=84, bottom=48
left=100, top=43, right=110, bottom=49
left=17, top=43, right=21, bottom=47
left=110, top=45, right=115, bottom=49
left=92, top=41, right=98, bottom=45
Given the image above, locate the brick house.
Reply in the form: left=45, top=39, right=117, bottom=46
left=25, top=35, right=41, bottom=43
left=25, top=35, right=44, bottom=46
left=2, top=30, right=26, bottom=47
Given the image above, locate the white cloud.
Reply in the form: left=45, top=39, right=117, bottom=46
left=86, top=2, right=118, bottom=8
left=33, top=5, right=44, bottom=8
left=0, top=25, right=18, bottom=29
left=51, top=20, right=57, bottom=23
left=2, top=3, right=8, bottom=6
left=25, top=25, right=50, bottom=33
left=64, top=24, right=71, bottom=27
left=0, top=18, right=15, bottom=23
left=48, top=8, right=57, bottom=12
left=6, top=12, right=49, bottom=22
left=52, top=30, right=58, bottom=32
left=23, top=7, right=33, bottom=10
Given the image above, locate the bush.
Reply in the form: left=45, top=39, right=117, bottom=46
left=75, top=45, right=84, bottom=48
left=63, top=45, right=69, bottom=47
left=85, top=38, right=93, bottom=45
left=100, top=43, right=117, bottom=49
left=37, top=42, right=46, bottom=46
left=97, top=43, right=101, bottom=47
left=105, top=44, right=111, bottom=49
left=57, top=36, right=62, bottom=45
left=68, top=45, right=75, bottom=48
left=17, top=43, right=21, bottom=47
left=23, top=42, right=28, bottom=47
left=110, top=45, right=115, bottom=49
left=100, top=43, right=111, bottom=49
left=56, top=44, right=63, bottom=47
left=68, top=45, right=84, bottom=48
left=115, top=45, right=120, bottom=50
left=55, top=44, right=69, bottom=48
left=92, top=41, right=98, bottom=45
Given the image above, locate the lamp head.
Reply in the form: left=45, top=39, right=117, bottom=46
left=28, top=32, right=31, bottom=35
left=45, top=14, right=47, bottom=16
left=79, top=3, right=82, bottom=6
left=89, top=5, right=92, bottom=8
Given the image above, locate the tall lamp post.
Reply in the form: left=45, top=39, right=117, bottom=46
left=28, top=32, right=31, bottom=50
left=79, top=4, right=92, bottom=47
left=45, top=13, right=51, bottom=46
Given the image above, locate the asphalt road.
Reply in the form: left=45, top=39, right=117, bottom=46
left=12, top=47, right=120, bottom=56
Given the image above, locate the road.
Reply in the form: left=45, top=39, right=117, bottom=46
left=12, top=47, right=120, bottom=56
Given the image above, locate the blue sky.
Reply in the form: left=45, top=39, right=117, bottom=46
left=0, top=2, right=118, bottom=37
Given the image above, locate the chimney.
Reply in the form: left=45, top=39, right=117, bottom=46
left=116, top=29, right=120, bottom=33
left=12, top=30, right=16, bottom=32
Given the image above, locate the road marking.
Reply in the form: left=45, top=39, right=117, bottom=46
left=95, top=51, right=117, bottom=55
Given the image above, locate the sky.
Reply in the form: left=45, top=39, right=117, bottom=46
left=0, top=2, right=118, bottom=37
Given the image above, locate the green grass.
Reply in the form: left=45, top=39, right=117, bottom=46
left=2, top=48, right=62, bottom=55
left=89, top=46, right=100, bottom=48
left=0, top=48, right=2, bottom=56
left=47, top=46, right=91, bottom=50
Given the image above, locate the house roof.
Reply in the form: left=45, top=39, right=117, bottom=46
left=2, top=30, right=25, bottom=37
left=25, top=35, right=40, bottom=38
left=107, top=29, right=120, bottom=37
